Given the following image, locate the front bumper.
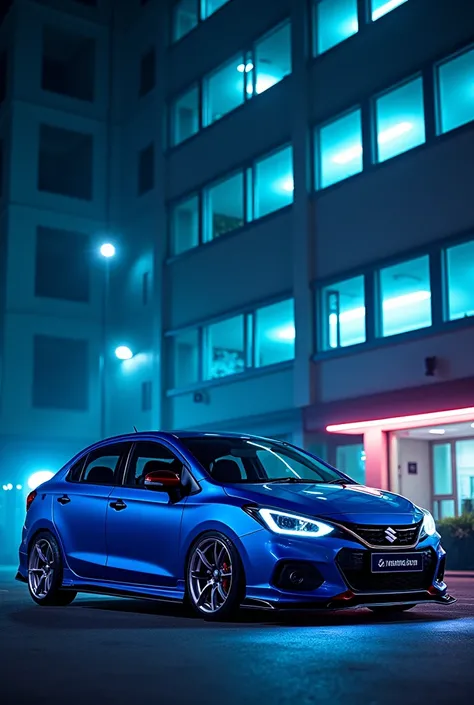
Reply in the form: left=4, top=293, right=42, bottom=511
left=238, top=529, right=452, bottom=609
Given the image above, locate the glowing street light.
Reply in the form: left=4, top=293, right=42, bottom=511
left=28, top=471, right=54, bottom=491
left=16, top=484, right=22, bottom=490
left=99, top=242, right=116, bottom=258
left=115, top=345, right=134, bottom=361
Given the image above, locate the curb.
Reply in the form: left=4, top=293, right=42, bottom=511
left=445, top=571, right=474, bottom=578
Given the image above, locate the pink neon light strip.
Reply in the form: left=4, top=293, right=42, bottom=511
left=326, top=406, right=474, bottom=433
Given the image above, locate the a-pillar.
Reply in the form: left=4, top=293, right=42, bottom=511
left=364, top=428, right=389, bottom=490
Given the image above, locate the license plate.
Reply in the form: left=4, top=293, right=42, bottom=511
left=371, top=552, right=424, bottom=573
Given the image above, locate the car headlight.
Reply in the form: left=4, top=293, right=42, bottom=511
left=245, top=507, right=334, bottom=538
left=421, top=508, right=437, bottom=536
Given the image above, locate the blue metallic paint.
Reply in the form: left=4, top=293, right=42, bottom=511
left=17, top=431, right=451, bottom=610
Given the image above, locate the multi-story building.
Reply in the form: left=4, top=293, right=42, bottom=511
left=0, top=0, right=473, bottom=559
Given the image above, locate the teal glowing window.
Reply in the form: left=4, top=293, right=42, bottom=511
left=171, top=86, right=199, bottom=146
left=313, top=0, right=358, bottom=56
left=321, top=275, right=365, bottom=349
left=375, top=77, right=426, bottom=162
left=204, top=316, right=245, bottom=380
left=316, top=109, right=362, bottom=189
left=437, top=46, right=474, bottom=134
left=379, top=256, right=431, bottom=337
left=203, top=54, right=245, bottom=126
left=252, top=22, right=291, bottom=96
left=171, top=195, right=199, bottom=255
left=254, top=146, right=293, bottom=219
left=255, top=299, right=295, bottom=367
left=172, top=0, right=198, bottom=42
left=201, top=0, right=230, bottom=20
left=446, top=240, right=474, bottom=321
left=203, top=172, right=244, bottom=243
left=371, top=0, right=408, bottom=21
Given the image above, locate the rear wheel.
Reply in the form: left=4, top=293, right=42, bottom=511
left=368, top=604, right=415, bottom=614
left=186, top=532, right=244, bottom=621
left=28, top=531, right=77, bottom=607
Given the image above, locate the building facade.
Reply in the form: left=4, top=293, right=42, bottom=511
left=0, top=0, right=473, bottom=559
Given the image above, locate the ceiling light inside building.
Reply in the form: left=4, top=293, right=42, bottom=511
left=246, top=75, right=278, bottom=95
left=332, top=121, right=413, bottom=164
left=237, top=62, right=254, bottom=73
left=280, top=177, right=294, bottom=192
left=115, top=345, right=134, bottom=360
left=269, top=324, right=296, bottom=342
left=428, top=429, right=446, bottom=435
left=329, top=290, right=430, bottom=324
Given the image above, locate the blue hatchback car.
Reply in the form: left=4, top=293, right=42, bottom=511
left=17, top=431, right=455, bottom=620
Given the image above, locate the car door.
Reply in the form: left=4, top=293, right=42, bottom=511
left=105, top=440, right=188, bottom=587
left=52, top=442, right=131, bottom=580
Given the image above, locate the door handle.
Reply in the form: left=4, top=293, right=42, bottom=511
left=109, top=499, right=127, bottom=511
left=57, top=495, right=71, bottom=505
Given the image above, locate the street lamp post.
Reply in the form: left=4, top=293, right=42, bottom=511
left=99, top=243, right=115, bottom=437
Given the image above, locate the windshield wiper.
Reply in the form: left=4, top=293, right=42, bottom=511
left=326, top=478, right=351, bottom=485
left=264, top=477, right=322, bottom=484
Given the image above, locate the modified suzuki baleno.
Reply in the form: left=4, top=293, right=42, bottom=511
left=17, top=432, right=455, bottom=620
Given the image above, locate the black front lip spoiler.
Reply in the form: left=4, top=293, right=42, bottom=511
left=242, top=591, right=457, bottom=612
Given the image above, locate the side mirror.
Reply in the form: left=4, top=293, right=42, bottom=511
left=144, top=469, right=181, bottom=492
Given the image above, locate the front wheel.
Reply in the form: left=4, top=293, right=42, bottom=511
left=28, top=531, right=77, bottom=607
left=186, top=532, right=244, bottom=621
left=368, top=605, right=415, bottom=614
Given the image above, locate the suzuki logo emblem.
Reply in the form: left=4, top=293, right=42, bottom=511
left=385, top=527, right=397, bottom=543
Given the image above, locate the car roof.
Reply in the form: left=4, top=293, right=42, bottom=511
left=96, top=430, right=283, bottom=444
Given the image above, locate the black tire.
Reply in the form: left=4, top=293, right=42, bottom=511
left=186, top=531, right=245, bottom=621
left=27, top=531, right=77, bottom=607
left=368, top=604, right=416, bottom=614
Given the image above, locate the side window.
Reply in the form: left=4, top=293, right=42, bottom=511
left=125, top=441, right=183, bottom=487
left=81, top=444, right=129, bottom=485
left=66, top=457, right=86, bottom=482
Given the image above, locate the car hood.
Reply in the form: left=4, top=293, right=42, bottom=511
left=224, top=482, right=423, bottom=525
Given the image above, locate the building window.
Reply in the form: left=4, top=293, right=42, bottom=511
left=139, top=48, right=155, bottom=97
left=255, top=299, right=295, bottom=367
left=370, top=0, right=408, bottom=22
left=375, top=76, right=425, bottom=162
left=445, top=239, right=474, bottom=321
left=321, top=275, right=365, bottom=349
left=33, top=335, right=89, bottom=410
left=42, top=27, right=95, bottom=102
left=316, top=108, right=362, bottom=189
left=379, top=255, right=431, bottom=337
left=38, top=125, right=93, bottom=200
left=203, top=54, right=245, bottom=126
left=254, top=145, right=293, bottom=219
left=35, top=226, right=89, bottom=302
left=172, top=0, right=198, bottom=41
left=204, top=172, right=244, bottom=243
left=173, top=329, right=199, bottom=388
left=436, top=46, right=474, bottom=135
left=138, top=143, right=154, bottom=195
left=204, top=315, right=245, bottom=380
left=313, top=0, right=358, bottom=56
left=252, top=21, right=291, bottom=96
left=201, top=0, right=230, bottom=20
left=141, top=381, right=152, bottom=412
left=171, top=195, right=199, bottom=255
left=171, top=86, right=199, bottom=146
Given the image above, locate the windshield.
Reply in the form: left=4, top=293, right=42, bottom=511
left=179, top=437, right=354, bottom=484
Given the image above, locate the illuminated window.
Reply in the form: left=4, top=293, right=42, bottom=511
left=321, top=276, right=365, bottom=350
left=437, top=46, right=474, bottom=134
left=252, top=22, right=291, bottom=96
left=172, top=0, right=198, bottom=41
left=255, top=299, right=295, bottom=367
left=203, top=54, right=245, bottom=126
left=316, top=108, right=362, bottom=189
left=171, top=195, right=199, bottom=255
left=379, top=256, right=431, bottom=337
left=173, top=330, right=199, bottom=387
left=171, top=86, right=199, bottom=146
left=204, top=316, right=245, bottom=380
left=254, top=146, right=293, bottom=219
left=201, top=0, right=230, bottom=19
left=313, top=0, right=358, bottom=56
left=370, top=0, right=408, bottom=22
left=375, top=77, right=425, bottom=162
left=203, top=172, right=244, bottom=243
left=446, top=239, right=474, bottom=321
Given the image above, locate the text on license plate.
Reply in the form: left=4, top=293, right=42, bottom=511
left=371, top=552, right=424, bottom=573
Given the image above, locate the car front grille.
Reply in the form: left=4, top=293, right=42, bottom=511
left=340, top=521, right=422, bottom=547
left=336, top=547, right=436, bottom=593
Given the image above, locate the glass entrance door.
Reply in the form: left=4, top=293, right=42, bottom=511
left=432, top=439, right=474, bottom=518
left=455, top=439, right=474, bottom=514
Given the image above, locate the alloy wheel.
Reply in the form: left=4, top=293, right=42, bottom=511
left=188, top=537, right=233, bottom=614
left=28, top=538, right=55, bottom=600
